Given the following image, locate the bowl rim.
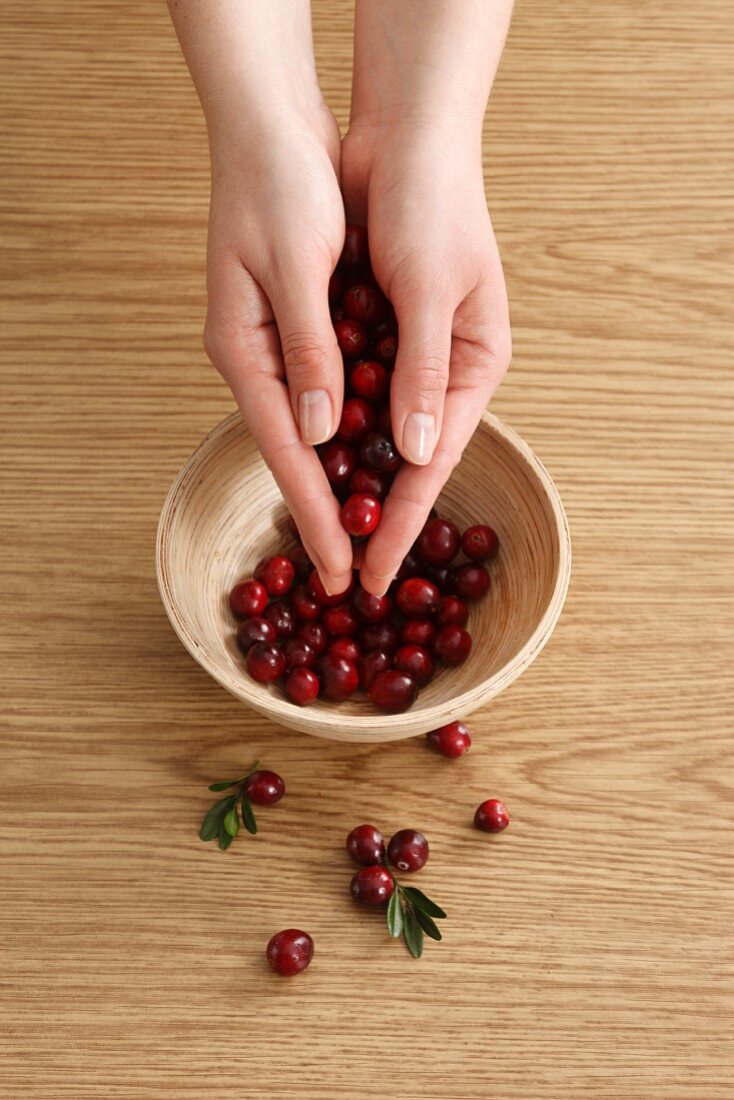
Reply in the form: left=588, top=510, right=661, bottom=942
left=156, top=410, right=571, bottom=739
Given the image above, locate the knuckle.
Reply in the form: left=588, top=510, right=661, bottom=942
left=281, top=332, right=335, bottom=383
left=407, top=357, right=450, bottom=403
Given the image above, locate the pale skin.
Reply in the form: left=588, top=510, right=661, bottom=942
left=168, top=0, right=513, bottom=596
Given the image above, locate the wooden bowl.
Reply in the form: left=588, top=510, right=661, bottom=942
left=156, top=411, right=570, bottom=742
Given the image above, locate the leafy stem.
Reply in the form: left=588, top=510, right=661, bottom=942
left=198, top=760, right=261, bottom=849
left=386, top=879, right=447, bottom=958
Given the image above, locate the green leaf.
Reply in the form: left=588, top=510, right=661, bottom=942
left=240, top=794, right=257, bottom=835
left=208, top=780, right=241, bottom=792
left=198, top=795, right=235, bottom=842
left=218, top=826, right=234, bottom=851
left=403, top=910, right=424, bottom=959
left=413, top=908, right=442, bottom=941
left=223, top=804, right=240, bottom=837
left=402, top=887, right=447, bottom=920
left=386, top=887, right=403, bottom=938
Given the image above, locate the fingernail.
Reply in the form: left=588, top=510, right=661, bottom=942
left=298, top=389, right=332, bottom=445
left=402, top=412, right=436, bottom=465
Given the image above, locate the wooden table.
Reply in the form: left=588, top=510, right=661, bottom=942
left=2, top=3, right=732, bottom=1096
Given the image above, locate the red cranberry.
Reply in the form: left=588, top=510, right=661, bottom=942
left=394, top=644, right=434, bottom=687
left=288, top=545, right=313, bottom=581
left=318, top=440, right=357, bottom=487
left=266, top=928, right=314, bottom=976
left=368, top=670, right=417, bottom=713
left=296, top=620, right=328, bottom=654
left=283, top=638, right=316, bottom=670
left=358, top=648, right=392, bottom=689
left=328, top=270, right=343, bottom=306
left=343, top=283, right=387, bottom=325
left=415, top=518, right=460, bottom=566
left=450, top=563, right=490, bottom=601
left=395, top=550, right=421, bottom=583
left=352, top=587, right=393, bottom=623
left=474, top=799, right=510, bottom=833
left=246, top=642, right=286, bottom=684
left=350, top=865, right=394, bottom=906
left=284, top=666, right=320, bottom=706
left=245, top=769, right=285, bottom=805
left=425, top=564, right=451, bottom=591
left=308, top=568, right=355, bottom=608
left=236, top=616, right=277, bottom=653
left=400, top=617, right=435, bottom=647
left=331, top=306, right=347, bottom=323
left=432, top=624, right=472, bottom=665
left=322, top=602, right=359, bottom=637
left=334, top=318, right=367, bottom=358
left=350, top=359, right=390, bottom=404
left=426, top=721, right=472, bottom=758
left=327, top=636, right=361, bottom=662
left=262, top=600, right=297, bottom=639
left=318, top=654, right=359, bottom=701
left=360, top=432, right=401, bottom=474
left=337, top=397, right=377, bottom=444
left=341, top=223, right=369, bottom=268
left=346, top=823, right=386, bottom=866
left=437, top=595, right=469, bottom=627
left=462, top=524, right=499, bottom=562
left=255, top=555, right=295, bottom=597
left=290, top=582, right=321, bottom=621
left=396, top=577, right=441, bottom=617
left=349, top=466, right=389, bottom=501
left=359, top=621, right=400, bottom=655
left=341, top=492, right=381, bottom=538
left=374, top=330, right=397, bottom=365
left=375, top=404, right=393, bottom=434
left=387, top=829, right=429, bottom=873
left=229, top=578, right=267, bottom=619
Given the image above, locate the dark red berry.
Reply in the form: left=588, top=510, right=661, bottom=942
left=331, top=306, right=347, bottom=323
left=374, top=330, right=397, bottom=365
left=341, top=224, right=369, bottom=268
left=254, top=555, right=295, bottom=597
left=334, top=318, right=367, bottom=358
left=289, top=545, right=313, bottom=581
left=352, top=587, right=393, bottom=623
left=400, top=617, right=435, bottom=646
left=283, top=638, right=316, bottom=670
left=328, top=270, right=343, bottom=306
left=474, top=799, right=510, bottom=833
left=284, top=666, right=320, bottom=706
left=437, top=595, right=469, bottom=627
left=337, top=397, right=377, bottom=444
left=387, top=829, right=429, bottom=873
left=396, top=577, right=441, bottom=617
left=308, top=568, right=355, bottom=607
left=360, top=432, right=401, bottom=474
left=450, top=563, right=490, bottom=601
left=245, top=769, right=285, bottom=805
left=296, top=620, right=328, bottom=654
left=462, top=524, right=499, bottom=562
left=266, top=929, right=314, bottom=976
left=349, top=466, right=390, bottom=501
left=322, top=602, right=359, bottom=637
left=432, top=624, right=472, bottom=665
left=246, top=642, right=286, bottom=684
left=318, top=440, right=357, bottom=487
left=394, top=644, right=434, bottom=687
left=290, top=582, right=321, bottom=621
left=425, top=564, right=451, bottom=591
left=426, top=721, right=472, bottom=758
left=346, top=824, right=386, bottom=866
left=229, top=578, right=267, bottom=619
left=343, top=283, right=387, bottom=325
left=327, top=636, right=361, bottom=663
left=236, top=616, right=277, bottom=653
left=395, top=550, right=421, bottom=583
left=415, top=518, right=460, bottom=566
left=262, top=600, right=297, bottom=639
left=375, top=404, right=393, bottom=434
left=368, top=669, right=417, bottom=713
left=350, top=360, right=390, bottom=404
left=350, top=865, right=394, bottom=906
left=341, top=492, right=381, bottom=537
left=359, top=621, right=400, bottom=655
left=358, top=648, right=392, bottom=690
left=318, top=654, right=359, bottom=701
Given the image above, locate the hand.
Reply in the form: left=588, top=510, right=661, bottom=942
left=341, top=122, right=512, bottom=595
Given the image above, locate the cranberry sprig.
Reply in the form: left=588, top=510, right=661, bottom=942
left=387, top=883, right=447, bottom=959
left=198, top=761, right=285, bottom=850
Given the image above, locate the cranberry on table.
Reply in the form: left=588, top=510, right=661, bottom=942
left=246, top=642, right=286, bottom=684
left=396, top=577, right=441, bottom=617
left=474, top=799, right=510, bottom=833
left=415, top=517, right=460, bottom=566
left=340, top=223, right=369, bottom=268
left=437, top=595, right=469, bottom=627
left=368, top=669, right=417, bottom=713
left=296, top=620, right=328, bottom=654
left=308, top=568, right=354, bottom=608
left=288, top=545, right=313, bottom=581
left=358, top=648, right=392, bottom=690
left=235, top=616, right=276, bottom=653
left=360, top=431, right=401, bottom=474
left=346, top=823, right=386, bottom=867
left=318, top=654, right=360, bottom=701
left=327, top=636, right=361, bottom=663
left=262, top=600, right=297, bottom=639
left=432, top=624, right=473, bottom=665
left=350, top=865, right=394, bottom=906
left=342, top=283, right=386, bottom=325
left=334, top=318, right=367, bottom=358
left=352, top=587, right=393, bottom=624
left=359, top=620, right=400, bottom=655
left=350, top=359, right=390, bottom=404
left=349, top=466, right=389, bottom=501
left=337, top=397, right=377, bottom=444
left=394, top=644, right=434, bottom=687
left=341, top=492, right=381, bottom=538
left=266, top=929, right=314, bottom=977
left=450, top=563, right=490, bottom=601
left=229, top=578, right=267, bottom=619
left=290, top=582, right=321, bottom=621
left=318, top=440, right=357, bottom=488
left=462, top=523, right=499, bottom=562
left=426, top=721, right=472, bottom=758
left=245, top=769, right=285, bottom=805
left=387, top=829, right=429, bottom=873
left=400, top=617, right=435, bottom=647
left=255, top=554, right=295, bottom=597
left=284, top=666, right=320, bottom=706
left=322, top=602, right=360, bottom=637
left=283, top=638, right=317, bottom=670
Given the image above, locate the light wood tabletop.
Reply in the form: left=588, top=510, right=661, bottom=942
left=2, top=2, right=732, bottom=1097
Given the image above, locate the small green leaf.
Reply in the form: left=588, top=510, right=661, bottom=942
left=240, top=794, right=257, bottom=835
left=208, top=780, right=240, bottom=792
left=198, top=795, right=235, bottom=841
left=402, top=887, right=447, bottom=920
left=403, top=910, right=424, bottom=959
left=223, top=805, right=240, bottom=837
left=386, top=887, right=403, bottom=938
left=413, top=908, right=442, bottom=941
left=218, top=827, right=234, bottom=851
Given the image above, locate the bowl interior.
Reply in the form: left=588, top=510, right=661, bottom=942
left=157, top=412, right=569, bottom=740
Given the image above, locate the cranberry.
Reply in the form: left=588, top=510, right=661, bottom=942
left=387, top=829, right=429, bottom=873
left=343, top=283, right=387, bottom=325
left=283, top=638, right=316, bottom=670
left=334, top=318, right=367, bottom=358
left=328, top=270, right=343, bottom=306
left=450, top=563, right=490, bottom=601
left=254, top=554, right=295, bottom=597
left=350, top=865, right=394, bottom=906
left=341, top=223, right=369, bottom=268
left=474, top=799, right=510, bottom=833
left=288, top=545, right=313, bottom=581
left=374, top=330, right=397, bottom=365
left=462, top=524, right=499, bottom=562
left=284, top=666, right=320, bottom=706
left=308, top=568, right=354, bottom=608
left=337, top=397, right=377, bottom=444
left=290, top=582, right=321, bottom=621
left=266, top=928, right=314, bottom=976
left=425, top=565, right=451, bottom=591
left=318, top=654, right=359, bottom=701
left=331, top=306, right=347, bottom=323
left=341, top=492, right=381, bottom=537
left=322, top=602, right=360, bottom=637
left=296, top=620, right=328, bottom=654
left=360, top=432, right=401, bottom=474
left=318, top=440, right=357, bottom=487
left=246, top=642, right=286, bottom=684
left=327, top=636, right=361, bottom=663
left=350, top=359, right=390, bottom=404
left=358, top=648, right=392, bottom=689
left=395, top=550, right=421, bottom=583
left=352, top=587, right=393, bottom=623
left=262, top=600, right=297, bottom=639
left=432, top=624, right=472, bottom=665
left=349, top=466, right=389, bottom=501
left=396, top=577, right=441, bottom=617
left=229, top=578, right=267, bottom=619
left=346, top=823, right=386, bottom=866
left=415, top=518, right=460, bottom=566
left=375, top=404, right=393, bottom=434
left=359, top=621, right=400, bottom=655
left=394, top=644, right=434, bottom=687
left=245, top=769, right=285, bottom=805
left=437, top=595, right=469, bottom=627
left=426, top=721, right=472, bottom=758
left=368, top=669, right=417, bottom=713
left=235, top=616, right=276, bottom=653
left=400, top=617, right=435, bottom=647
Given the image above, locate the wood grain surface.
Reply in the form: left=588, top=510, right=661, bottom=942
left=1, top=2, right=732, bottom=1097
